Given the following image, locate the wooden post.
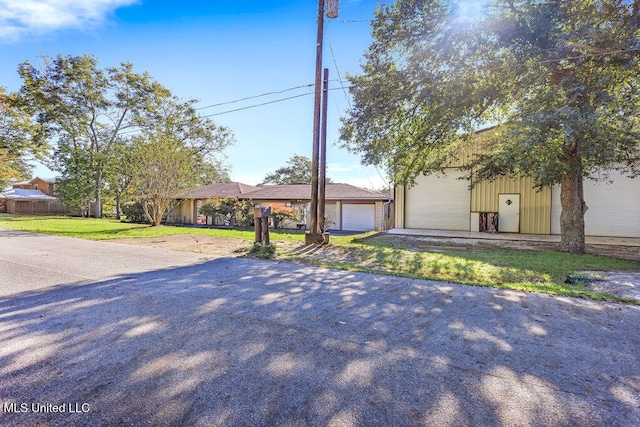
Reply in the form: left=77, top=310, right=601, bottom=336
left=254, top=207, right=263, bottom=243
left=261, top=217, right=270, bottom=245
left=254, top=206, right=271, bottom=244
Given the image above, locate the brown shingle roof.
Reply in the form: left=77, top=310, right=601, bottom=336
left=240, top=183, right=391, bottom=201
left=181, top=182, right=258, bottom=199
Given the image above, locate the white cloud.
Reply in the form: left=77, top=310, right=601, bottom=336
left=0, top=0, right=137, bottom=41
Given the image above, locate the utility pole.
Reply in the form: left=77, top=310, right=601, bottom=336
left=306, top=0, right=339, bottom=245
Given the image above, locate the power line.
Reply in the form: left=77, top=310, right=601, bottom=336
left=200, top=92, right=313, bottom=117
left=201, top=87, right=349, bottom=117
left=115, top=45, right=640, bottom=124
left=329, top=42, right=352, bottom=110
left=195, top=83, right=316, bottom=110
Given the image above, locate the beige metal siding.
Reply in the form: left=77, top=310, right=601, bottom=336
left=404, top=170, right=471, bottom=230
left=471, top=175, right=551, bottom=234
left=551, top=171, right=640, bottom=237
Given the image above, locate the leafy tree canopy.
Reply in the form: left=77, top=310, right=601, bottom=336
left=260, top=154, right=332, bottom=185
left=129, top=92, right=234, bottom=226
left=341, top=0, right=640, bottom=253
left=0, top=86, right=48, bottom=187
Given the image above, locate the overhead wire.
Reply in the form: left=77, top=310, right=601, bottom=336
left=192, top=44, right=640, bottom=117
left=195, top=83, right=316, bottom=110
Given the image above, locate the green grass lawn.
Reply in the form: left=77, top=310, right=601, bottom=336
left=2, top=214, right=638, bottom=303
left=280, top=234, right=640, bottom=304
left=0, top=214, right=306, bottom=242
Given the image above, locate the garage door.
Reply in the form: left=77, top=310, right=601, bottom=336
left=551, top=171, right=640, bottom=237
left=342, top=204, right=375, bottom=231
left=404, top=170, right=471, bottom=230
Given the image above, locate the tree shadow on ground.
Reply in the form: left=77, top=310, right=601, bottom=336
left=1, top=258, right=638, bottom=426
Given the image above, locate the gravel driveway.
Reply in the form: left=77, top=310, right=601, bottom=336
left=1, top=229, right=639, bottom=426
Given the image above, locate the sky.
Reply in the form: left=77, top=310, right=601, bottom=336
left=0, top=0, right=392, bottom=190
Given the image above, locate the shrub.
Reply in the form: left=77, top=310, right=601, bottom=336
left=270, top=205, right=300, bottom=229
left=250, top=242, right=277, bottom=259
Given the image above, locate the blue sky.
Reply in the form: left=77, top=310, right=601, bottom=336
left=0, top=0, right=391, bottom=190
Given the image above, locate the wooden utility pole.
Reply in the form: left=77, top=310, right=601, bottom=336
left=318, top=67, right=329, bottom=233
left=306, top=0, right=338, bottom=245
left=307, top=0, right=324, bottom=244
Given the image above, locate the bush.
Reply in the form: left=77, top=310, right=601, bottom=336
left=121, top=201, right=168, bottom=224
left=198, top=197, right=256, bottom=227
left=121, top=202, right=147, bottom=223
left=271, top=205, right=300, bottom=229
left=250, top=242, right=277, bottom=259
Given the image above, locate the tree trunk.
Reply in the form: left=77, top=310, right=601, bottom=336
left=559, top=164, right=588, bottom=254
left=95, top=171, right=102, bottom=218
left=115, top=193, right=121, bottom=220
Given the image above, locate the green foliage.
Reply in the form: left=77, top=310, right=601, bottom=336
left=198, top=197, right=256, bottom=227
left=18, top=55, right=162, bottom=218
left=261, top=154, right=332, bottom=185
left=0, top=86, right=48, bottom=187
left=0, top=214, right=306, bottom=242
left=341, top=0, right=640, bottom=253
left=270, top=205, right=300, bottom=229
left=16, top=54, right=232, bottom=222
left=121, top=201, right=152, bottom=223
left=250, top=242, right=277, bottom=259
left=129, top=89, right=234, bottom=226
left=55, top=147, right=96, bottom=215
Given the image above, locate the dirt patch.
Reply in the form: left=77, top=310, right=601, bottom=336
left=111, top=234, right=252, bottom=257
left=106, top=233, right=640, bottom=300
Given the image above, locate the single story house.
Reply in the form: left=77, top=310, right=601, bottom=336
left=394, top=132, right=640, bottom=238
left=169, top=182, right=393, bottom=232
left=1, top=177, right=69, bottom=214
left=239, top=183, right=393, bottom=232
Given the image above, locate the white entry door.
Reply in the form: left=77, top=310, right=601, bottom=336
left=498, top=194, right=520, bottom=233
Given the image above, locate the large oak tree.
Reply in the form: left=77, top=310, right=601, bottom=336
left=341, top=0, right=640, bottom=253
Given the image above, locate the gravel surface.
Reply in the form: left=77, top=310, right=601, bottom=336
left=1, top=229, right=639, bottom=426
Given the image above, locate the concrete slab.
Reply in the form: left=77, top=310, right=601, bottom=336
left=389, top=228, right=640, bottom=247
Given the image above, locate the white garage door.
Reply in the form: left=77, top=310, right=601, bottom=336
left=342, top=204, right=375, bottom=231
left=551, top=171, right=640, bottom=237
left=405, top=170, right=471, bottom=230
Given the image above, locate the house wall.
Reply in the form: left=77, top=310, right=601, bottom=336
left=167, top=200, right=195, bottom=224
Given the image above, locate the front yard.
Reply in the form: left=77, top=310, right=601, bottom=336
left=1, top=214, right=638, bottom=303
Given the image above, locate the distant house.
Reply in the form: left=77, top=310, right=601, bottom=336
left=1, top=177, right=69, bottom=214
left=169, top=182, right=393, bottom=232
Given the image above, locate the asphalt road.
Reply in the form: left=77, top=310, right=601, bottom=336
left=1, top=229, right=639, bottom=426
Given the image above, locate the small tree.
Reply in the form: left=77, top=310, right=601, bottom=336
left=55, top=145, right=95, bottom=216
left=234, top=199, right=257, bottom=227
left=270, top=206, right=300, bottom=229
left=199, top=197, right=256, bottom=227
left=199, top=197, right=237, bottom=225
